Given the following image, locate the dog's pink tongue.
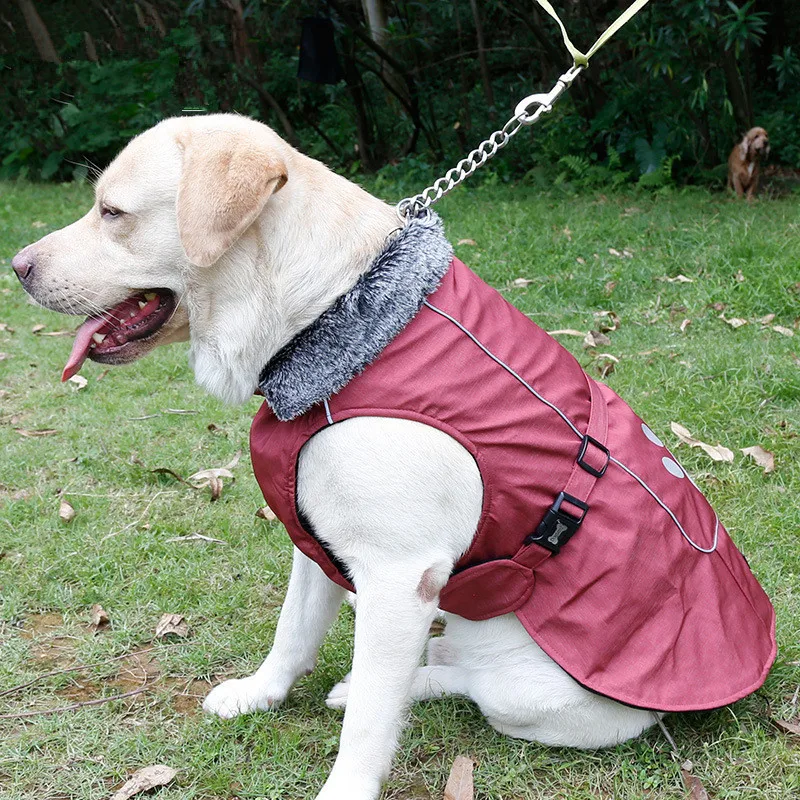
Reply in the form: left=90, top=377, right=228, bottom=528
left=61, top=316, right=109, bottom=382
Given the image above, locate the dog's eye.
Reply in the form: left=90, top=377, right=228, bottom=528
left=100, top=204, right=122, bottom=219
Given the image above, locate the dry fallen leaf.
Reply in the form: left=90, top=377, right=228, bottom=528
left=59, top=500, right=76, bottom=522
left=456, top=238, right=477, bottom=246
left=162, top=408, right=198, bottom=415
left=680, top=318, right=691, bottom=333
left=735, top=269, right=746, bottom=283
left=584, top=330, right=611, bottom=349
left=681, top=761, right=710, bottom=800
left=443, top=755, right=474, bottom=800
left=512, top=277, right=535, bottom=287
left=666, top=274, right=694, bottom=283
left=31, top=220, right=47, bottom=229
left=593, top=310, right=620, bottom=332
left=31, top=323, right=46, bottom=333
left=109, top=765, right=177, bottom=800
left=576, top=256, right=586, bottom=265
left=740, top=445, right=775, bottom=474
left=759, top=314, right=776, bottom=325
left=773, top=325, right=794, bottom=337
left=547, top=329, right=587, bottom=338
left=256, top=506, right=277, bottom=521
left=671, top=422, right=734, bottom=463
left=775, top=719, right=800, bottom=737
left=90, top=604, right=110, bottom=631
left=155, top=613, right=188, bottom=639
left=604, top=279, right=617, bottom=295
left=719, top=313, right=748, bottom=329
left=0, top=322, right=14, bottom=333
left=67, top=375, right=88, bottom=390
left=593, top=353, right=619, bottom=379
left=562, top=226, right=572, bottom=241
left=15, top=428, right=59, bottom=437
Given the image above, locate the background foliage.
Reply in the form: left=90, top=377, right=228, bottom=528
left=1, top=1, right=799, bottom=185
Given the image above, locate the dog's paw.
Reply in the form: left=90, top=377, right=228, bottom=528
left=324, top=672, right=351, bottom=710
left=203, top=677, right=284, bottom=719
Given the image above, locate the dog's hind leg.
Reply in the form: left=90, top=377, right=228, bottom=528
left=203, top=547, right=345, bottom=719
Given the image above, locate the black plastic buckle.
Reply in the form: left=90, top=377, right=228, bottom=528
left=577, top=434, right=609, bottom=478
left=525, top=492, right=588, bottom=554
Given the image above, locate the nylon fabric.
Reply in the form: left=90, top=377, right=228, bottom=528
left=250, top=257, right=776, bottom=712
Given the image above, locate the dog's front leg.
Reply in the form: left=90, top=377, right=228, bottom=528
left=316, top=562, right=446, bottom=800
left=203, top=547, right=345, bottom=718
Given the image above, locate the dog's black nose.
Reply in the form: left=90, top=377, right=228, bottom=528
left=11, top=249, right=34, bottom=281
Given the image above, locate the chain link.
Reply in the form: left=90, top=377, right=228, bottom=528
left=397, top=65, right=583, bottom=222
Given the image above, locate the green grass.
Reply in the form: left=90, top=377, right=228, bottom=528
left=1, top=179, right=799, bottom=800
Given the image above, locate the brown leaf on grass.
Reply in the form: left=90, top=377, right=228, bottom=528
left=31, top=220, right=47, bottom=229
left=775, top=719, right=800, bottom=736
left=109, top=765, right=177, bottom=800
left=443, top=755, right=474, bottom=800
left=594, top=310, right=620, bottom=332
left=456, top=238, right=477, bottom=246
left=67, top=375, right=88, bottom=390
left=664, top=274, right=694, bottom=283
left=681, top=761, right=711, bottom=800
left=154, top=613, right=188, bottom=639
left=719, top=313, right=748, bottom=329
left=584, top=330, right=611, bottom=349
left=90, top=604, right=110, bottom=632
left=547, top=329, right=586, bottom=337
left=151, top=467, right=194, bottom=486
left=182, top=451, right=241, bottom=500
left=562, top=226, right=572, bottom=241
left=604, top=280, right=617, bottom=295
left=592, top=353, right=619, bottom=379
left=0, top=322, right=14, bottom=333
left=671, top=423, right=734, bottom=463
left=740, top=445, right=775, bottom=474
left=256, top=506, right=277, bottom=521
left=680, top=318, right=692, bottom=333
left=773, top=325, right=794, bottom=337
left=576, top=256, right=587, bottom=265
left=162, top=408, right=198, bottom=415
left=735, top=269, right=746, bottom=283
left=759, top=314, right=776, bottom=325
left=512, top=277, right=535, bottom=287
left=15, top=428, right=59, bottom=437
left=59, top=500, right=76, bottom=522
left=709, top=302, right=727, bottom=312
left=31, top=323, right=46, bottom=333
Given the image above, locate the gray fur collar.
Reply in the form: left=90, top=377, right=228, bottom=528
left=258, top=213, right=453, bottom=421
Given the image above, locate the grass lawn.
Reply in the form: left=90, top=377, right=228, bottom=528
left=1, top=178, right=799, bottom=800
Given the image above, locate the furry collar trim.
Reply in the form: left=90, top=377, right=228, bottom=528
left=258, top=213, right=453, bottom=421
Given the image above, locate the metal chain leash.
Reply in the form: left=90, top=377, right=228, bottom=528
left=396, top=64, right=584, bottom=222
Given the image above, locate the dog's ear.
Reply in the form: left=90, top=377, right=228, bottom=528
left=740, top=134, right=751, bottom=160
left=176, top=129, right=287, bottom=268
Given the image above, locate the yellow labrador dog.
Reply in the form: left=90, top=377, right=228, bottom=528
left=13, top=115, right=659, bottom=798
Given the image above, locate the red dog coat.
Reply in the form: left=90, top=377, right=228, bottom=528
left=251, top=220, right=775, bottom=712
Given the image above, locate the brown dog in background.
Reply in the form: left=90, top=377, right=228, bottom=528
left=728, top=127, right=770, bottom=200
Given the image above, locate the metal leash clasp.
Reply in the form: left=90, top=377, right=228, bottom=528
left=514, top=65, right=584, bottom=125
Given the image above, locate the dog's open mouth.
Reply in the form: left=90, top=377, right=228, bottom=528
left=62, top=289, right=177, bottom=381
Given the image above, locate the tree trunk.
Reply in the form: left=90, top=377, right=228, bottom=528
left=721, top=47, right=753, bottom=132
left=469, top=0, right=495, bottom=116
left=360, top=0, right=408, bottom=105
left=16, top=0, right=60, bottom=64
left=342, top=37, right=378, bottom=170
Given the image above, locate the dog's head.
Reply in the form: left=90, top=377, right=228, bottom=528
left=741, top=127, right=770, bottom=160
left=11, top=114, right=288, bottom=383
